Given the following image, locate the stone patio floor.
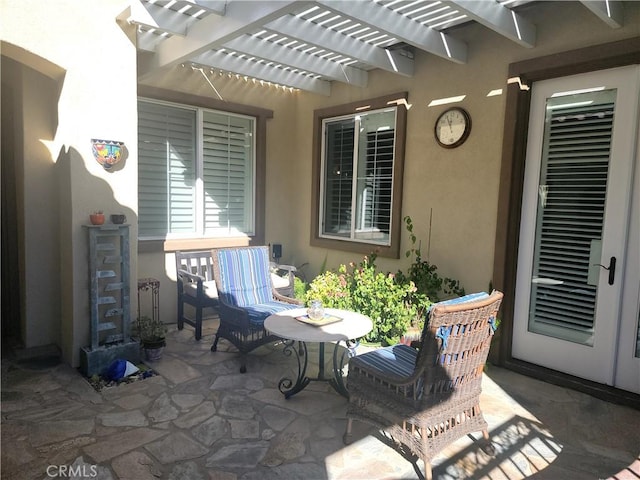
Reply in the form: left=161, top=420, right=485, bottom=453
left=2, top=316, right=639, bottom=480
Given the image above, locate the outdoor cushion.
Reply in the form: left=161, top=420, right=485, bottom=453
left=243, top=300, right=299, bottom=326
left=216, top=248, right=273, bottom=307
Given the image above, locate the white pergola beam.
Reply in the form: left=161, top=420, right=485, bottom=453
left=181, top=0, right=227, bottom=15
left=193, top=50, right=331, bottom=95
left=224, top=34, right=368, bottom=87
left=580, top=0, right=623, bottom=28
left=442, top=0, right=536, bottom=48
left=266, top=14, right=414, bottom=77
left=134, top=3, right=193, bottom=36
left=141, top=1, right=312, bottom=76
left=136, top=30, right=170, bottom=53
left=316, top=0, right=467, bottom=64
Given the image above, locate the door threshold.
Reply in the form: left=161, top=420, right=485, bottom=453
left=504, top=358, right=640, bottom=410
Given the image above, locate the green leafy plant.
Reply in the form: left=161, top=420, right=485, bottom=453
left=305, top=255, right=416, bottom=345
left=136, top=315, right=167, bottom=344
left=293, top=276, right=308, bottom=301
left=303, top=216, right=466, bottom=346
left=395, top=215, right=465, bottom=303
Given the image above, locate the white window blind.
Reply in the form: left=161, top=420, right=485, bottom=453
left=202, top=112, right=254, bottom=236
left=529, top=95, right=615, bottom=343
left=138, top=101, right=196, bottom=237
left=138, top=100, right=255, bottom=239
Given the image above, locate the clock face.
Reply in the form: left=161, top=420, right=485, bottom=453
left=435, top=107, right=471, bottom=148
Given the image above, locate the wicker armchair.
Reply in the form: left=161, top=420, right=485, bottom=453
left=210, top=246, right=301, bottom=373
left=344, top=291, right=503, bottom=480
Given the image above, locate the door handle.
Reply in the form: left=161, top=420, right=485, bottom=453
left=594, top=256, right=616, bottom=285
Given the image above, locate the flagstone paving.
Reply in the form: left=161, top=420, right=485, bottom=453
left=2, top=317, right=638, bottom=480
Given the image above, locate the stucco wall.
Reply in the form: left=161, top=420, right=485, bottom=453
left=1, top=0, right=139, bottom=366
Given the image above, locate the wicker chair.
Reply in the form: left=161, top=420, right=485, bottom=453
left=344, top=291, right=503, bottom=480
left=210, top=246, right=301, bottom=373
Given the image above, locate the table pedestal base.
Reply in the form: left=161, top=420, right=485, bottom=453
left=277, top=339, right=359, bottom=398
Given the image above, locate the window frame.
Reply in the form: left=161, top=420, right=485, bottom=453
left=311, top=92, right=408, bottom=258
left=137, top=86, right=273, bottom=252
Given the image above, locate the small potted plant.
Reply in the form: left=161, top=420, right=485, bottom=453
left=89, top=210, right=105, bottom=225
left=136, top=315, right=167, bottom=361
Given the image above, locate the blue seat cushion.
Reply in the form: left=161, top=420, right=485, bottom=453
left=243, top=301, right=299, bottom=326
left=353, top=344, right=418, bottom=379
left=430, top=292, right=489, bottom=310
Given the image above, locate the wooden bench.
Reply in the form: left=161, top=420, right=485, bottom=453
left=175, top=250, right=297, bottom=340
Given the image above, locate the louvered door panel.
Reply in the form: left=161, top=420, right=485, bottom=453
left=529, top=97, right=615, bottom=344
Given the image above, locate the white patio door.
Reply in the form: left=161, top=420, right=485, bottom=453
left=513, top=65, right=640, bottom=393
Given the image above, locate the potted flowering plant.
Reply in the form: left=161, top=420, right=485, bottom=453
left=136, top=315, right=167, bottom=361
left=89, top=210, right=105, bottom=225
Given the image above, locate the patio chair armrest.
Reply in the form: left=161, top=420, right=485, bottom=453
left=177, top=269, right=206, bottom=284
left=273, top=290, right=303, bottom=305
left=273, top=263, right=296, bottom=273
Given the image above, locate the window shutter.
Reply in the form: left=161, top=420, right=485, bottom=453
left=138, top=101, right=196, bottom=237
left=323, top=120, right=355, bottom=237
left=202, top=112, right=254, bottom=235
left=530, top=100, right=614, bottom=337
left=361, top=129, right=393, bottom=236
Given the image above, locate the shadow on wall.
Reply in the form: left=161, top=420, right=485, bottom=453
left=54, top=144, right=137, bottom=367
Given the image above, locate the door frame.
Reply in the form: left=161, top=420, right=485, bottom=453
left=491, top=37, right=640, bottom=408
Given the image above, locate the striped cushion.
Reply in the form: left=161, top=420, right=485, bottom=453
left=430, top=291, right=489, bottom=310
left=216, top=248, right=273, bottom=307
left=244, top=301, right=299, bottom=326
left=354, top=344, right=418, bottom=379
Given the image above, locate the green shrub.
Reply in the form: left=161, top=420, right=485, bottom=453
left=293, top=276, right=308, bottom=301
left=304, top=265, right=351, bottom=310
left=303, top=216, right=466, bottom=345
left=305, top=256, right=416, bottom=345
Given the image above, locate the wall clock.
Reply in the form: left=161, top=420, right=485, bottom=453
left=434, top=107, right=471, bottom=148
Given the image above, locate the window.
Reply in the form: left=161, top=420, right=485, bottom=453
left=138, top=99, right=255, bottom=239
left=312, top=93, right=408, bottom=258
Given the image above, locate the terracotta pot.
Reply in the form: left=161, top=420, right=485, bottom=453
left=90, top=213, right=105, bottom=225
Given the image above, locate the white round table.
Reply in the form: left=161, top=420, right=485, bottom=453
left=265, top=308, right=373, bottom=398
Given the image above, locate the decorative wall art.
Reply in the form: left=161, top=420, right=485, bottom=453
left=91, top=139, right=125, bottom=170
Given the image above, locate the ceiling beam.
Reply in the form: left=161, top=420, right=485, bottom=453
left=139, top=1, right=313, bottom=79
left=193, top=50, right=331, bottom=95
left=579, top=0, right=623, bottom=28
left=223, top=34, right=368, bottom=87
left=136, top=30, right=170, bottom=53
left=266, top=14, right=414, bottom=77
left=180, top=0, right=227, bottom=15
left=133, top=3, right=194, bottom=36
left=315, top=0, right=468, bottom=64
left=442, top=0, right=536, bottom=48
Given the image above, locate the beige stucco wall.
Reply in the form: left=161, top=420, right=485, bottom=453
left=1, top=0, right=139, bottom=366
